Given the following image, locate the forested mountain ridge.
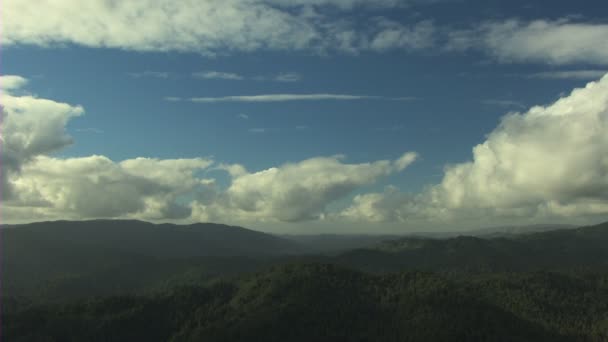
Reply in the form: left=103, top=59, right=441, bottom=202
left=4, top=221, right=608, bottom=341
left=4, top=220, right=608, bottom=303
left=4, top=264, right=608, bottom=342
left=1, top=220, right=302, bottom=301
left=2, top=219, right=304, bottom=258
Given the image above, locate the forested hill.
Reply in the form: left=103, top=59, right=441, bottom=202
left=4, top=264, right=608, bottom=342
left=4, top=220, right=608, bottom=302
left=4, top=221, right=608, bottom=340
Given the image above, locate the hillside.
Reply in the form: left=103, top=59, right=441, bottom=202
left=2, top=219, right=303, bottom=258
left=4, top=220, right=608, bottom=305
left=4, top=264, right=607, bottom=342
left=1, top=220, right=302, bottom=300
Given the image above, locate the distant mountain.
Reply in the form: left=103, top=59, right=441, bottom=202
left=5, top=219, right=608, bottom=304
left=2, top=219, right=303, bottom=258
left=1, top=220, right=303, bottom=299
left=280, top=224, right=576, bottom=254
left=456, top=223, right=577, bottom=238
left=279, top=234, right=401, bottom=254
left=403, top=223, right=577, bottom=239
left=334, top=221, right=608, bottom=273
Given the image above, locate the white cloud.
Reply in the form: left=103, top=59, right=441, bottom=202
left=1, top=75, right=29, bottom=90
left=273, top=72, right=302, bottom=82
left=128, top=71, right=171, bottom=78
left=3, top=0, right=316, bottom=54
left=394, top=152, right=418, bottom=171
left=527, top=70, right=608, bottom=80
left=9, top=155, right=214, bottom=221
left=0, top=75, right=215, bottom=223
left=120, top=157, right=214, bottom=189
left=10, top=68, right=608, bottom=229
left=369, top=19, right=435, bottom=51
left=340, top=186, right=416, bottom=222
left=1, top=74, right=423, bottom=226
left=432, top=73, right=608, bottom=213
left=265, top=0, right=406, bottom=9
left=0, top=75, right=83, bottom=199
left=3, top=0, right=435, bottom=55
left=195, top=71, right=302, bottom=82
left=341, top=73, right=608, bottom=224
left=189, top=94, right=382, bottom=102
left=193, top=71, right=245, bottom=80
left=192, top=152, right=418, bottom=223
left=450, top=19, right=608, bottom=65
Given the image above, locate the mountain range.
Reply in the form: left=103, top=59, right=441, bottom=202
left=3, top=219, right=608, bottom=341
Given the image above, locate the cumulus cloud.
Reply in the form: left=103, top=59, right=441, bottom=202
left=449, top=19, right=608, bottom=65
left=3, top=0, right=435, bottom=55
left=340, top=186, right=416, bottom=222
left=7, top=154, right=215, bottom=222
left=9, top=69, right=608, bottom=228
left=192, top=152, right=418, bottom=223
left=1, top=75, right=29, bottom=90
left=0, top=75, right=215, bottom=222
left=1, top=74, right=421, bottom=225
left=432, top=73, right=608, bottom=213
left=9, top=155, right=213, bottom=221
left=0, top=75, right=83, bottom=199
left=341, top=72, right=608, bottom=224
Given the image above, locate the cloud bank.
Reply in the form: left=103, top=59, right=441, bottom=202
left=192, top=152, right=418, bottom=222
left=1, top=75, right=417, bottom=225
left=4, top=72, right=608, bottom=229
left=3, top=0, right=434, bottom=55
left=450, top=19, right=608, bottom=65
left=6, top=2, right=608, bottom=68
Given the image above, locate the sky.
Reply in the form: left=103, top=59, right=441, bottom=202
left=2, top=0, right=608, bottom=233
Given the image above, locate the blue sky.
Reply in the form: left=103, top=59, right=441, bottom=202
left=2, top=0, right=608, bottom=233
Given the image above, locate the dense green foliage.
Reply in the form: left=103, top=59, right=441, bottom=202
left=3, top=220, right=608, bottom=341
left=4, top=264, right=608, bottom=341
